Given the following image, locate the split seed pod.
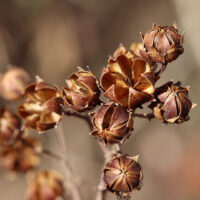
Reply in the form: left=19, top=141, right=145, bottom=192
left=0, top=107, right=22, bottom=146
left=104, top=154, right=142, bottom=195
left=27, top=170, right=64, bottom=200
left=18, top=77, right=63, bottom=132
left=62, top=67, right=100, bottom=112
left=152, top=81, right=195, bottom=123
left=1, top=135, right=41, bottom=172
left=142, top=23, right=184, bottom=64
left=0, top=67, right=30, bottom=100
left=90, top=103, right=133, bottom=145
left=100, top=49, right=156, bottom=109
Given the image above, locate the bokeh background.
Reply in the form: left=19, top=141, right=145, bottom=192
left=0, top=0, right=200, bottom=199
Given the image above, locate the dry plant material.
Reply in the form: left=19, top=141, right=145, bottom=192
left=18, top=77, right=63, bottom=132
left=62, top=67, right=100, bottom=112
left=152, top=81, right=195, bottom=123
left=90, top=103, right=133, bottom=145
left=104, top=155, right=142, bottom=195
left=0, top=67, right=30, bottom=101
left=27, top=170, right=64, bottom=200
left=0, top=107, right=22, bottom=146
left=1, top=135, right=41, bottom=172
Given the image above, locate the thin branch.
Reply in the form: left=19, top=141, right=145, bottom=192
left=133, top=113, right=155, bottom=120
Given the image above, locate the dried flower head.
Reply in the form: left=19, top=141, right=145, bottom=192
left=0, top=67, right=30, bottom=101
left=142, top=23, right=184, bottom=64
left=100, top=49, right=156, bottom=109
left=104, top=154, right=142, bottom=195
left=0, top=107, right=22, bottom=146
left=27, top=170, right=64, bottom=200
left=90, top=103, right=133, bottom=145
left=62, top=67, right=100, bottom=112
left=152, top=81, right=195, bottom=123
left=1, top=135, right=41, bottom=172
left=18, top=77, right=63, bottom=132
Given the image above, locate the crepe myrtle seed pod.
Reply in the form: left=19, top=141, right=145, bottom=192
left=62, top=67, right=100, bottom=112
left=27, top=170, right=64, bottom=200
left=90, top=103, right=133, bottom=145
left=0, top=107, right=22, bottom=146
left=1, top=135, right=41, bottom=172
left=0, top=67, right=30, bottom=101
left=152, top=81, right=195, bottom=123
left=100, top=51, right=156, bottom=109
left=18, top=76, right=63, bottom=132
left=141, top=22, right=184, bottom=64
left=104, top=154, right=142, bottom=195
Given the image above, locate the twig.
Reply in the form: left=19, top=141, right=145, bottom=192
left=133, top=113, right=155, bottom=120
left=55, top=124, right=82, bottom=200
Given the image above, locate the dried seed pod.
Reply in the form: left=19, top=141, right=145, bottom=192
left=90, top=103, right=133, bottom=145
left=152, top=81, right=195, bottom=123
left=0, top=67, right=30, bottom=100
left=62, top=67, right=100, bottom=112
left=100, top=49, right=156, bottom=109
left=1, top=135, right=41, bottom=172
left=0, top=107, right=22, bottom=146
left=18, top=77, right=63, bottom=132
left=142, top=23, right=184, bottom=64
left=104, top=155, right=142, bottom=195
left=27, top=170, right=64, bottom=200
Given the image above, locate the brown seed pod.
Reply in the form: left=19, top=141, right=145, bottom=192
left=0, top=107, right=22, bottom=146
left=27, top=170, right=64, bottom=200
left=0, top=135, right=41, bottom=172
left=152, top=81, right=195, bottom=123
left=18, top=76, right=63, bottom=132
left=90, top=103, right=133, bottom=145
left=0, top=67, right=30, bottom=101
left=62, top=67, right=100, bottom=112
left=100, top=49, right=156, bottom=109
left=141, top=23, right=184, bottom=64
left=104, top=154, right=142, bottom=195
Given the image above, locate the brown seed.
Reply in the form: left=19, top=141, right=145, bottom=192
left=142, top=23, right=184, bottom=64
left=0, top=67, right=30, bottom=101
left=18, top=76, right=63, bottom=132
left=104, top=154, right=142, bottom=194
left=0, top=107, right=22, bottom=146
left=152, top=81, right=195, bottom=123
left=62, top=67, right=100, bottom=112
left=90, top=103, right=133, bottom=145
left=27, top=170, right=64, bottom=200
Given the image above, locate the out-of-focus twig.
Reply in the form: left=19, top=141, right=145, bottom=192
left=133, top=113, right=155, bottom=120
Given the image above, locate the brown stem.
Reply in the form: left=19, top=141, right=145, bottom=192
left=133, top=113, right=155, bottom=120
left=156, top=64, right=167, bottom=77
left=117, top=195, right=131, bottom=200
left=55, top=124, right=82, bottom=200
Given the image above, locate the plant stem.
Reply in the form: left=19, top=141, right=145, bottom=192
left=133, top=113, right=155, bottom=120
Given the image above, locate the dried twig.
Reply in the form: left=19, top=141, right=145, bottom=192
left=133, top=113, right=155, bottom=120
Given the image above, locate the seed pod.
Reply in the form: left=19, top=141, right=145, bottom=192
left=62, top=67, right=100, bottom=112
left=142, top=23, right=184, bottom=64
left=100, top=50, right=156, bottom=109
left=18, top=76, right=63, bottom=132
left=0, top=107, right=22, bottom=146
left=152, top=81, right=195, bottom=123
left=104, top=154, right=142, bottom=194
left=27, top=170, right=64, bottom=200
left=90, top=103, right=133, bottom=145
left=1, top=135, right=41, bottom=172
left=0, top=67, right=30, bottom=100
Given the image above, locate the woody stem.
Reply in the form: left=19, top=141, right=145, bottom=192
left=55, top=124, right=82, bottom=200
left=156, top=64, right=167, bottom=77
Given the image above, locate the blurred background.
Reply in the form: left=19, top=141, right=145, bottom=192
left=0, top=0, right=199, bottom=199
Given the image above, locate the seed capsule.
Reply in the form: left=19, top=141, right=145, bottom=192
left=104, top=155, right=142, bottom=194
left=0, top=107, right=22, bottom=146
left=0, top=67, right=30, bottom=100
left=27, top=170, right=64, bottom=200
left=152, top=81, right=195, bottom=123
left=18, top=77, right=63, bottom=132
left=90, top=103, right=133, bottom=145
left=62, top=67, right=100, bottom=112
left=142, top=23, right=184, bottom=64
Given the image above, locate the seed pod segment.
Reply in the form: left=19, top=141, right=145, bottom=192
left=104, top=154, right=142, bottom=194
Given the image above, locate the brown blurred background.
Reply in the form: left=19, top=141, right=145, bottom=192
left=0, top=0, right=200, bottom=199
